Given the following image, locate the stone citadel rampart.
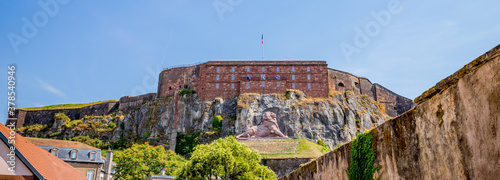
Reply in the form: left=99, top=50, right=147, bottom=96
left=158, top=60, right=415, bottom=116
left=279, top=44, right=500, bottom=180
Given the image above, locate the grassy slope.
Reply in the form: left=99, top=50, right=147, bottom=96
left=19, top=100, right=118, bottom=111
left=239, top=139, right=329, bottom=159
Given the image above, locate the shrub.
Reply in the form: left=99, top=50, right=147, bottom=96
left=54, top=112, right=71, bottom=122
left=178, top=88, right=196, bottom=96
left=23, top=124, right=48, bottom=132
left=92, top=121, right=103, bottom=128
left=212, top=115, right=222, bottom=132
left=317, top=139, right=330, bottom=152
left=63, top=120, right=83, bottom=129
left=175, top=132, right=201, bottom=158
left=355, top=118, right=361, bottom=123
left=105, top=121, right=116, bottom=130
left=49, top=132, right=61, bottom=137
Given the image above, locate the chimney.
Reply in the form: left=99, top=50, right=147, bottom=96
left=161, top=169, right=166, bottom=176
left=103, top=151, right=113, bottom=180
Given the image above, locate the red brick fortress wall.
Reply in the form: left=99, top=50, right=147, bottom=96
left=157, top=60, right=414, bottom=116
left=199, top=61, right=329, bottom=100
left=157, top=65, right=200, bottom=98
left=327, top=68, right=415, bottom=116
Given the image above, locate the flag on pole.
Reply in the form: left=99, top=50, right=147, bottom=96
left=261, top=34, right=263, bottom=44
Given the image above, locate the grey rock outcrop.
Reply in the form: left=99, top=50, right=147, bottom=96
left=114, top=89, right=389, bottom=150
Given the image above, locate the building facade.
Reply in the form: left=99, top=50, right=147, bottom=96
left=158, top=61, right=329, bottom=100
left=25, top=138, right=105, bottom=180
left=157, top=60, right=415, bottom=117
left=0, top=124, right=86, bottom=180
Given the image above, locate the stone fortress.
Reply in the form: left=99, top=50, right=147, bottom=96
left=158, top=60, right=415, bottom=117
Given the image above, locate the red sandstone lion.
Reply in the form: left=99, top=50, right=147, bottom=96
left=236, top=111, right=288, bottom=138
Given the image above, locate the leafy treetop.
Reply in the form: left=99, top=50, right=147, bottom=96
left=114, top=142, right=186, bottom=180
left=176, top=136, right=276, bottom=180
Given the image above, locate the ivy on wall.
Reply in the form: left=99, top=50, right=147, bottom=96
left=348, top=132, right=380, bottom=180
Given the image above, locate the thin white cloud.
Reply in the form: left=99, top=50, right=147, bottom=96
left=34, top=76, right=67, bottom=98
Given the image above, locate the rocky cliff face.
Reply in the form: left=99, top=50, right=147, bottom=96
left=19, top=89, right=389, bottom=150
left=280, top=44, right=500, bottom=180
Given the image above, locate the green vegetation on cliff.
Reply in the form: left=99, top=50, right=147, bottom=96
left=348, top=132, right=380, bottom=180
left=19, top=100, right=118, bottom=110
left=212, top=115, right=222, bottom=132
left=178, top=88, right=196, bottom=96
left=177, top=136, right=275, bottom=180
left=175, top=132, right=201, bottom=158
left=54, top=112, right=71, bottom=122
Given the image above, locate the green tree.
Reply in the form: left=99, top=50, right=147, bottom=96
left=114, top=142, right=186, bottom=180
left=176, top=136, right=275, bottom=180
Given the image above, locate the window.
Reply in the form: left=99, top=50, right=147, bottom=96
left=247, top=67, right=250, bottom=72
left=70, top=150, right=78, bottom=160
left=216, top=83, right=219, bottom=89
left=307, top=67, right=310, bottom=72
left=292, top=75, right=295, bottom=80
left=231, top=83, right=234, bottom=89
left=307, top=74, right=311, bottom=80
left=50, top=149, right=58, bottom=156
left=216, top=75, right=220, bottom=80
left=308, top=83, right=311, bottom=89
left=246, top=82, right=249, bottom=87
left=277, top=67, right=280, bottom=72
left=90, top=152, right=96, bottom=161
left=292, top=83, right=296, bottom=89
left=246, top=75, right=252, bottom=80
left=262, top=67, right=265, bottom=72
left=261, top=74, right=266, bottom=80
left=292, top=67, right=295, bottom=71
left=231, top=74, right=235, bottom=80
left=262, top=82, right=265, bottom=87
left=232, top=67, right=235, bottom=72
left=275, top=75, right=280, bottom=80
left=277, top=82, right=281, bottom=87
left=216, top=67, right=220, bottom=72
left=86, top=170, right=95, bottom=180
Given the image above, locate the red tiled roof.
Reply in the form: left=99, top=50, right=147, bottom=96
left=25, top=137, right=99, bottom=150
left=0, top=124, right=87, bottom=180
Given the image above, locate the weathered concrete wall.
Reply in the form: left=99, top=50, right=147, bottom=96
left=262, top=158, right=312, bottom=178
left=118, top=93, right=157, bottom=112
left=280, top=44, right=500, bottom=180
left=15, top=101, right=118, bottom=128
left=327, top=69, right=415, bottom=117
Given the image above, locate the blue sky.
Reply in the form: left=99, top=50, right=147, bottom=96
left=1, top=0, right=500, bottom=124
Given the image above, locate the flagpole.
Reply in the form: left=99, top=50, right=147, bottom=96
left=261, top=34, right=264, bottom=60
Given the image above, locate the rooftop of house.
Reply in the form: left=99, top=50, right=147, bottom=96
left=0, top=124, right=87, bottom=180
left=25, top=137, right=100, bottom=150
left=25, top=137, right=104, bottom=164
